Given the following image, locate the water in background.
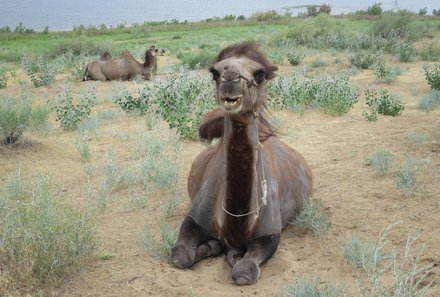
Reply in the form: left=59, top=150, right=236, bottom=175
left=0, top=0, right=438, bottom=31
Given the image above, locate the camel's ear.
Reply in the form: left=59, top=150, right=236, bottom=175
left=149, top=45, right=156, bottom=49
left=266, top=65, right=278, bottom=80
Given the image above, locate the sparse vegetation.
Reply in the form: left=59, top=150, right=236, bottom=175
left=366, top=150, right=394, bottom=175
left=395, top=160, right=417, bottom=196
left=362, top=88, right=405, bottom=120
left=0, top=94, right=50, bottom=144
left=423, top=63, right=440, bottom=90
left=269, top=71, right=359, bottom=115
left=344, top=224, right=433, bottom=296
left=349, top=50, right=375, bottom=69
left=0, top=170, right=96, bottom=294
left=287, top=51, right=304, bottom=66
left=290, top=199, right=330, bottom=235
left=0, top=67, right=8, bottom=88
left=280, top=277, right=345, bottom=297
left=22, top=55, right=57, bottom=87
left=418, top=90, right=440, bottom=112
left=51, top=84, right=97, bottom=130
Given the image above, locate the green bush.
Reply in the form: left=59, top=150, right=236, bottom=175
left=249, top=10, right=282, bottom=22
left=22, top=55, right=57, bottom=87
left=287, top=51, right=304, bottom=66
left=148, top=67, right=216, bottom=139
left=0, top=67, right=8, bottom=88
left=176, top=49, right=217, bottom=69
left=370, top=13, right=412, bottom=38
left=395, top=41, right=417, bottom=62
left=113, top=86, right=149, bottom=114
left=362, top=88, right=405, bottom=120
left=268, top=71, right=359, bottom=115
left=418, top=90, right=440, bottom=112
left=47, top=39, right=112, bottom=57
left=373, top=58, right=402, bottom=84
left=423, top=63, right=440, bottom=90
left=349, top=50, right=375, bottom=69
left=314, top=72, right=360, bottom=115
left=0, top=95, right=50, bottom=144
left=421, top=41, right=440, bottom=62
left=50, top=84, right=97, bottom=130
left=115, top=67, right=215, bottom=139
left=268, top=73, right=317, bottom=112
left=0, top=170, right=96, bottom=294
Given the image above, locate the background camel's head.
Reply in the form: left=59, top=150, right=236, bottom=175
left=148, top=45, right=166, bottom=57
left=209, top=42, right=277, bottom=114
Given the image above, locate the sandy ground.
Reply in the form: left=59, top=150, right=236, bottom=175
left=0, top=56, right=439, bottom=296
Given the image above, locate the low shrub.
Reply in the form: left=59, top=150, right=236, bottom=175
left=22, top=55, right=57, bottom=87
left=50, top=84, right=97, bottom=130
left=0, top=95, right=50, bottom=144
left=373, top=58, right=402, bottom=84
left=423, top=63, right=440, bottom=90
left=249, top=10, right=282, bottom=22
left=280, top=277, right=345, bottom=297
left=47, top=39, right=112, bottom=57
left=395, top=41, right=418, bottom=62
left=176, top=49, right=217, bottom=69
left=314, top=72, right=359, bottom=115
left=362, top=88, right=405, bottom=120
left=396, top=160, right=417, bottom=196
left=349, top=50, right=375, bottom=69
left=421, top=41, right=440, bottom=62
left=344, top=224, right=433, bottom=296
left=370, top=13, right=412, bottom=39
left=366, top=150, right=394, bottom=175
left=0, top=67, right=8, bottom=88
left=268, top=72, right=316, bottom=112
left=269, top=71, right=359, bottom=115
left=125, top=67, right=216, bottom=139
left=290, top=199, right=330, bottom=235
left=418, top=90, right=440, bottom=112
left=0, top=170, right=96, bottom=294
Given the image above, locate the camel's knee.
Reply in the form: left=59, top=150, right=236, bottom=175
left=232, top=258, right=260, bottom=286
left=171, top=241, right=196, bottom=269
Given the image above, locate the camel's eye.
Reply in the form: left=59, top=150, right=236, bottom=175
left=209, top=67, right=220, bottom=81
left=254, top=69, right=266, bottom=83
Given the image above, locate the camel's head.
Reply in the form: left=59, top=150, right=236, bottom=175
left=209, top=42, right=277, bottom=114
left=148, top=45, right=166, bottom=57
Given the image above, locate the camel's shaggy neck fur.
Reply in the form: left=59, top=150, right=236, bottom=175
left=220, top=112, right=259, bottom=249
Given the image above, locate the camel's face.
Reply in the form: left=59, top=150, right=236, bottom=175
left=210, top=56, right=268, bottom=114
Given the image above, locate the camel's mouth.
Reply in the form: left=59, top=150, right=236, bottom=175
left=220, top=96, right=243, bottom=112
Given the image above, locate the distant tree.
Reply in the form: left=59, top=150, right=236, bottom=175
left=418, top=7, right=427, bottom=15
left=433, top=9, right=440, bottom=16
left=367, top=3, right=383, bottom=15
left=307, top=6, right=319, bottom=17
left=319, top=4, right=332, bottom=15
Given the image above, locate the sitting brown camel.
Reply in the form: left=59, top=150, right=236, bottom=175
left=171, top=42, right=313, bottom=285
left=83, top=46, right=165, bottom=81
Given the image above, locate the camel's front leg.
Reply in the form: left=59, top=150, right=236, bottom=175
left=171, top=216, right=222, bottom=268
left=232, top=234, right=280, bottom=285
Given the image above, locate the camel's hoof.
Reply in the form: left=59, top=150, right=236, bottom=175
left=232, top=259, right=260, bottom=285
left=171, top=242, right=195, bottom=269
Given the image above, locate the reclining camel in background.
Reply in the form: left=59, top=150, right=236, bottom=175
left=83, top=46, right=165, bottom=81
left=171, top=42, right=313, bottom=285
